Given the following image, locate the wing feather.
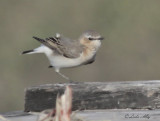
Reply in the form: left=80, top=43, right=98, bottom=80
left=33, top=36, right=83, bottom=58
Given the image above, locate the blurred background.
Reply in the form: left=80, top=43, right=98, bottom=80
left=0, top=0, right=160, bottom=112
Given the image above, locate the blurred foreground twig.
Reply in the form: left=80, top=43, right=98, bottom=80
left=37, top=86, right=72, bottom=121
left=0, top=115, right=10, bottom=121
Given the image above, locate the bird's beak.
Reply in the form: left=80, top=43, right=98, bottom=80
left=98, top=37, right=104, bottom=40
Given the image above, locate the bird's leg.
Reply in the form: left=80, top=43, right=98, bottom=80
left=57, top=72, right=73, bottom=83
left=55, top=68, right=73, bottom=82
left=57, top=71, right=70, bottom=80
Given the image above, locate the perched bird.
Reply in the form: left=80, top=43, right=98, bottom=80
left=22, top=30, right=103, bottom=81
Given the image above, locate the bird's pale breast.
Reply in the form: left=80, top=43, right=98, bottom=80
left=48, top=40, right=101, bottom=69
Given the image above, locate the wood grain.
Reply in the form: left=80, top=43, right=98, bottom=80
left=25, top=81, right=160, bottom=112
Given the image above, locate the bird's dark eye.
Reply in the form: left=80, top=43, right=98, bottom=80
left=88, top=37, right=94, bottom=40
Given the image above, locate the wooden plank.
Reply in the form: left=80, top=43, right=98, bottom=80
left=2, top=109, right=160, bottom=121
left=25, top=80, right=160, bottom=112
left=74, top=109, right=160, bottom=121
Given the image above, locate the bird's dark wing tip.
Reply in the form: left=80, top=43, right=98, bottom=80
left=32, top=36, right=45, bottom=42
left=32, top=36, right=38, bottom=40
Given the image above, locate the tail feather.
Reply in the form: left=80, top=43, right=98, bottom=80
left=22, top=45, right=49, bottom=55
left=22, top=50, right=34, bottom=54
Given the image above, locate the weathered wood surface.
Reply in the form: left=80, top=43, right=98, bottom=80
left=25, top=80, right=160, bottom=112
left=2, top=109, right=160, bottom=121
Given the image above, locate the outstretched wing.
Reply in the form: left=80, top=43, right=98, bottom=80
left=33, top=35, right=83, bottom=58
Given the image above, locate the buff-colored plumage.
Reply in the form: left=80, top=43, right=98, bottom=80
left=22, top=30, right=103, bottom=80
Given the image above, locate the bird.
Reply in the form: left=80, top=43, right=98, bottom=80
left=22, top=30, right=103, bottom=81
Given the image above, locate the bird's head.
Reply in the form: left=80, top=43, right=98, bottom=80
left=79, top=30, right=103, bottom=50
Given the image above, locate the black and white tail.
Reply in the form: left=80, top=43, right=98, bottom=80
left=22, top=36, right=53, bottom=55
left=22, top=45, right=46, bottom=55
left=22, top=50, right=34, bottom=54
left=22, top=44, right=52, bottom=55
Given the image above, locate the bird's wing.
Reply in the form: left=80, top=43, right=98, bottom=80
left=33, top=35, right=84, bottom=58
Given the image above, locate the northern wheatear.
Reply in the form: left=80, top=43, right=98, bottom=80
left=22, top=30, right=103, bottom=81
